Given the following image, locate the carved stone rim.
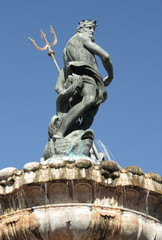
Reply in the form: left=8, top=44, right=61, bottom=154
left=0, top=203, right=159, bottom=223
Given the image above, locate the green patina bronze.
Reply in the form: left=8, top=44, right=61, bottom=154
left=43, top=20, right=113, bottom=161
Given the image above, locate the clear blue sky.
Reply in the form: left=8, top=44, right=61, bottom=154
left=0, top=1, right=161, bottom=175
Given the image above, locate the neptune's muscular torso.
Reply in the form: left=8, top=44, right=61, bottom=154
left=63, top=33, right=98, bottom=72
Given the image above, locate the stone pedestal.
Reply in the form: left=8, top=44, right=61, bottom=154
left=0, top=159, right=162, bottom=239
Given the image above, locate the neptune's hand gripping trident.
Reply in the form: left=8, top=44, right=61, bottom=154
left=28, top=26, right=61, bottom=73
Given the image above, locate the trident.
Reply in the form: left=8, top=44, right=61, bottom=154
left=28, top=26, right=61, bottom=73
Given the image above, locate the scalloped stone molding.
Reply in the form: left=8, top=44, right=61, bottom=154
left=0, top=159, right=162, bottom=239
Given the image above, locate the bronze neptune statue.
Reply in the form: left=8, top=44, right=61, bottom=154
left=29, top=20, right=113, bottom=161
left=54, top=20, right=113, bottom=139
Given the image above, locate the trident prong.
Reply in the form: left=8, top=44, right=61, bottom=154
left=28, top=25, right=60, bottom=73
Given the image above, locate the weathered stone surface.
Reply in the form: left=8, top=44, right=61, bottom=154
left=146, top=172, right=162, bottom=183
left=101, top=160, right=121, bottom=172
left=0, top=205, right=162, bottom=240
left=124, top=165, right=144, bottom=175
left=0, top=167, right=18, bottom=180
left=75, top=159, right=92, bottom=169
left=48, top=158, right=66, bottom=168
left=0, top=160, right=162, bottom=239
left=0, top=160, right=162, bottom=194
left=23, top=162, right=40, bottom=172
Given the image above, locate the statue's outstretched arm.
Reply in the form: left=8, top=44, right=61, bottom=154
left=55, top=69, right=65, bottom=94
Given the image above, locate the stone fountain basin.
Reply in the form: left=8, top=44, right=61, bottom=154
left=0, top=203, right=162, bottom=240
left=0, top=159, right=162, bottom=239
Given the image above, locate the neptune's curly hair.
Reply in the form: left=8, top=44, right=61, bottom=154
left=77, top=20, right=97, bottom=32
